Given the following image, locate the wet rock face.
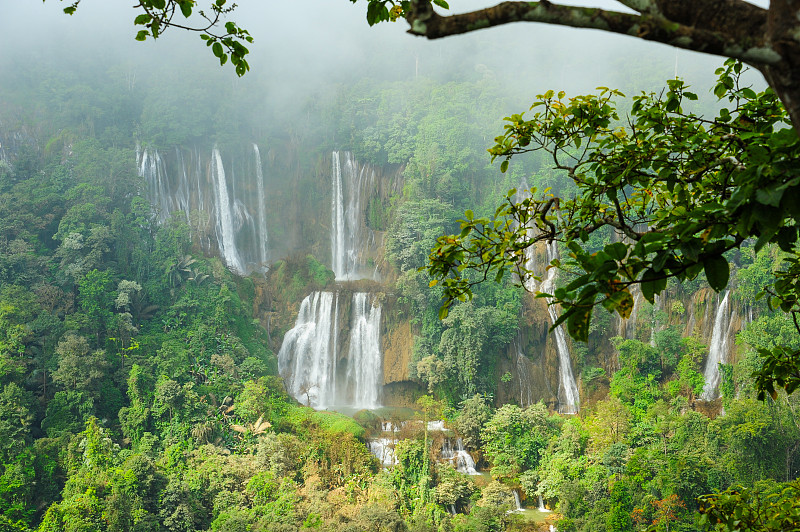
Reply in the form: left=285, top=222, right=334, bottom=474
left=382, top=320, right=413, bottom=385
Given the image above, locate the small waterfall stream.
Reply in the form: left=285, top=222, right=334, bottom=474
left=253, top=144, right=269, bottom=271
left=512, top=490, right=524, bottom=512
left=441, top=438, right=479, bottom=475
left=538, top=494, right=551, bottom=512
left=514, top=338, right=534, bottom=408
left=540, top=241, right=580, bottom=414
left=368, top=438, right=398, bottom=466
left=701, top=291, right=736, bottom=400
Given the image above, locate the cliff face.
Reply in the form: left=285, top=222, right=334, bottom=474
left=139, top=145, right=403, bottom=278
left=145, top=146, right=750, bottom=412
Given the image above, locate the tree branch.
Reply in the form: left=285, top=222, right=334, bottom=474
left=405, top=0, right=776, bottom=67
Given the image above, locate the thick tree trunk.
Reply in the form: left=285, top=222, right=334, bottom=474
left=761, top=0, right=800, bottom=131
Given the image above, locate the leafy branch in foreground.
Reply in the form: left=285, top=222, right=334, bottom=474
left=697, top=481, right=800, bottom=532
left=425, top=59, right=800, bottom=395
left=54, top=0, right=253, bottom=76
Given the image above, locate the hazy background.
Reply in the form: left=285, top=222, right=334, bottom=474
left=1, top=0, right=767, bottom=130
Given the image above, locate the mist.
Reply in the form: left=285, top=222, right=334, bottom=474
left=1, top=0, right=760, bottom=138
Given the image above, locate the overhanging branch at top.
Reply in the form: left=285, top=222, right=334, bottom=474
left=404, top=0, right=775, bottom=67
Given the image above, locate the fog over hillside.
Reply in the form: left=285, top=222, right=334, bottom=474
left=2, top=0, right=762, bottom=124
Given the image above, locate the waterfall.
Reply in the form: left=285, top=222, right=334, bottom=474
left=514, top=179, right=539, bottom=292
left=440, top=438, right=479, bottom=475
left=538, top=494, right=551, bottom=513
left=346, top=293, right=383, bottom=409
left=139, top=148, right=173, bottom=224
left=331, top=151, right=346, bottom=278
left=368, top=438, right=398, bottom=466
left=701, top=291, right=736, bottom=400
left=616, top=284, right=644, bottom=340
left=253, top=144, right=269, bottom=271
left=277, top=292, right=338, bottom=408
left=278, top=291, right=383, bottom=409
left=330, top=151, right=376, bottom=281
left=427, top=420, right=446, bottom=432
left=512, top=490, right=524, bottom=512
left=137, top=145, right=273, bottom=275
left=540, top=241, right=580, bottom=414
left=211, top=147, right=245, bottom=274
left=514, top=338, right=534, bottom=407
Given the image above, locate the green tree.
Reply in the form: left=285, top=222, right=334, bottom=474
left=425, top=61, right=800, bottom=400
left=606, top=480, right=634, bottom=532
left=481, top=403, right=557, bottom=480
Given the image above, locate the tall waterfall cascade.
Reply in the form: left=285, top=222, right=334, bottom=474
left=346, top=293, right=383, bottom=408
left=616, top=284, right=645, bottom=340
left=211, top=147, right=245, bottom=275
left=278, top=291, right=339, bottom=408
left=136, top=145, right=271, bottom=275
left=278, top=291, right=383, bottom=409
left=330, top=151, right=378, bottom=281
left=515, top=180, right=539, bottom=292
left=253, top=144, right=269, bottom=269
left=511, top=182, right=579, bottom=413
left=540, top=241, right=581, bottom=414
left=701, top=291, right=736, bottom=401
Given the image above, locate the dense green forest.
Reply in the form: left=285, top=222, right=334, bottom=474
left=1, top=12, right=800, bottom=532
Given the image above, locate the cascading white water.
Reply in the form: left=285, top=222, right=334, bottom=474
left=368, top=438, right=398, bottom=466
left=138, top=145, right=273, bottom=275
left=278, top=291, right=383, bottom=410
left=346, top=293, right=383, bottom=408
left=253, top=144, right=269, bottom=271
left=330, top=151, right=376, bottom=281
left=514, top=339, right=534, bottom=408
left=538, top=494, right=551, bottom=513
left=540, top=241, right=580, bottom=414
left=278, top=291, right=338, bottom=408
left=211, top=147, right=245, bottom=274
left=441, top=438, right=479, bottom=475
left=701, top=291, right=736, bottom=400
left=139, top=148, right=174, bottom=224
left=331, top=151, right=346, bottom=278
left=514, top=179, right=539, bottom=292
left=512, top=490, right=524, bottom=512
left=616, top=284, right=644, bottom=340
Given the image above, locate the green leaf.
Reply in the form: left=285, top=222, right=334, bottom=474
left=704, top=255, right=730, bottom=292
left=566, top=305, right=592, bottom=342
left=640, top=268, right=666, bottom=303
left=602, top=289, right=633, bottom=317
left=135, top=30, right=148, bottom=41
left=134, top=14, right=152, bottom=25
left=179, top=1, right=193, bottom=17
left=604, top=242, right=628, bottom=261
left=212, top=41, right=224, bottom=58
